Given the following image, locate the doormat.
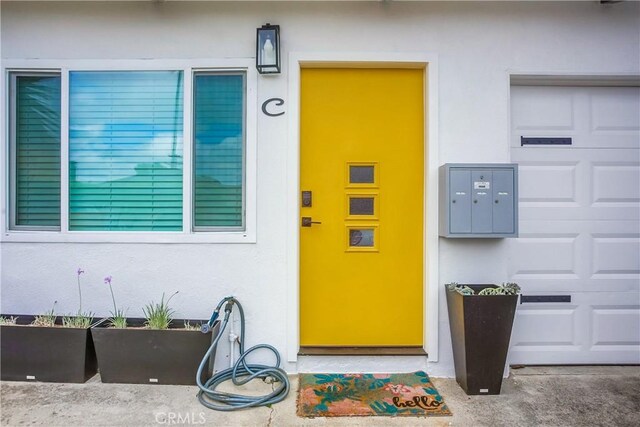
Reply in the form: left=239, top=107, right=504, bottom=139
left=297, top=371, right=452, bottom=417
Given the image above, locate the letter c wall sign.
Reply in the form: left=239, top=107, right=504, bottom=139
left=261, top=98, right=285, bottom=117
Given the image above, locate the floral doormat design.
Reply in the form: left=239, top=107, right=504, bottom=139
left=297, top=371, right=452, bottom=417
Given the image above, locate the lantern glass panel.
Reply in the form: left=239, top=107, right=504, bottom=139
left=258, top=28, right=278, bottom=67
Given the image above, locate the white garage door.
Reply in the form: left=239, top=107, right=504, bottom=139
left=509, top=84, right=640, bottom=364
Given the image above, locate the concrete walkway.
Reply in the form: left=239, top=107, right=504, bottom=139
left=1, top=366, right=639, bottom=426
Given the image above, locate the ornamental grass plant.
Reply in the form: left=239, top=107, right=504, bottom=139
left=32, top=301, right=57, bottom=327
left=143, top=291, right=178, bottom=329
left=0, top=316, right=18, bottom=326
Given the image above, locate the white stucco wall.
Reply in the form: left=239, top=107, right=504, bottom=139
left=1, top=1, right=639, bottom=376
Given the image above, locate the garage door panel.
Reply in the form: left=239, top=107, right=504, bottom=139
left=588, top=88, right=640, bottom=147
left=510, top=84, right=640, bottom=364
left=519, top=220, right=639, bottom=235
left=590, top=88, right=640, bottom=137
left=519, top=208, right=638, bottom=221
left=591, top=306, right=640, bottom=347
left=592, top=236, right=640, bottom=276
left=513, top=225, right=639, bottom=293
left=513, top=278, right=638, bottom=294
left=510, top=350, right=639, bottom=365
left=511, top=86, right=640, bottom=149
left=512, top=148, right=639, bottom=161
left=509, top=292, right=640, bottom=365
left=515, top=279, right=581, bottom=294
left=592, top=164, right=640, bottom=204
left=518, top=163, right=578, bottom=203
left=514, top=149, right=639, bottom=221
left=587, top=133, right=640, bottom=149
left=509, top=235, right=579, bottom=277
left=511, top=87, right=575, bottom=132
left=512, top=307, right=577, bottom=347
left=588, top=278, right=640, bottom=294
left=510, top=346, right=640, bottom=365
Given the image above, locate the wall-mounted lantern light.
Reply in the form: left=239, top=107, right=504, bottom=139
left=256, top=23, right=280, bottom=74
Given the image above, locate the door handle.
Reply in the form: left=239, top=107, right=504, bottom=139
left=301, top=217, right=322, bottom=227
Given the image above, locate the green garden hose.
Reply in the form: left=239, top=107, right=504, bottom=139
left=196, top=297, right=290, bottom=411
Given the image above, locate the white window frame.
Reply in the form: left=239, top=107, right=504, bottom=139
left=1, top=59, right=257, bottom=244
left=192, top=70, right=247, bottom=232
left=8, top=70, right=62, bottom=231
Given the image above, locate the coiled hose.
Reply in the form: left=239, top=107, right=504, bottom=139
left=196, top=296, right=290, bottom=411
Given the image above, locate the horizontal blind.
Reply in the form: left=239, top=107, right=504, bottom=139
left=69, top=71, right=183, bottom=231
left=193, top=73, right=245, bottom=229
left=14, top=75, right=61, bottom=228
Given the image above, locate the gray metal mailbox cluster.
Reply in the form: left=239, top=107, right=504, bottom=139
left=439, top=163, right=518, bottom=238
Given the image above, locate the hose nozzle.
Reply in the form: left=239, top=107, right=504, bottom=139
left=202, top=296, right=235, bottom=334
left=202, top=308, right=221, bottom=334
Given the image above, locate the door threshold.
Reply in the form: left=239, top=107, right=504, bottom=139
left=298, top=346, right=427, bottom=356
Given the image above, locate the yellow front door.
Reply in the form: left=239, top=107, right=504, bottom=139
left=300, top=68, right=424, bottom=347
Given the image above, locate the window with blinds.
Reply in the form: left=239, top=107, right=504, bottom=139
left=11, top=74, right=61, bottom=229
left=193, top=73, right=245, bottom=230
left=69, top=71, right=184, bottom=231
left=7, top=68, right=249, bottom=235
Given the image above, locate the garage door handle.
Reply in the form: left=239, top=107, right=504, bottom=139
left=301, top=217, right=322, bottom=227
left=520, top=295, right=571, bottom=304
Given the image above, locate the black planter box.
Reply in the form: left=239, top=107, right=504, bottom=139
left=91, top=318, right=219, bottom=385
left=0, top=315, right=102, bottom=383
left=445, top=285, right=518, bottom=395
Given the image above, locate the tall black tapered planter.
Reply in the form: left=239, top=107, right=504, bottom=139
left=91, top=318, right=219, bottom=385
left=0, top=315, right=102, bottom=383
left=445, top=285, right=518, bottom=395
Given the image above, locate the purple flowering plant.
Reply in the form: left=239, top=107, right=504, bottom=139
left=105, top=275, right=127, bottom=328
left=62, top=268, right=93, bottom=328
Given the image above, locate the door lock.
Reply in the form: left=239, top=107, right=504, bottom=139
left=301, top=191, right=312, bottom=207
left=301, top=217, right=322, bottom=227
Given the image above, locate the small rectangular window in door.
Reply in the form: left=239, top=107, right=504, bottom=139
left=350, top=197, right=374, bottom=215
left=346, top=162, right=378, bottom=188
left=346, top=194, right=378, bottom=219
left=346, top=225, right=379, bottom=252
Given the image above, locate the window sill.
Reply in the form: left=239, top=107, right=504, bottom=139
left=0, top=230, right=256, bottom=244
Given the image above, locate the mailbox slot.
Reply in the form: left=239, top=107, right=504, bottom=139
left=449, top=169, right=472, bottom=233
